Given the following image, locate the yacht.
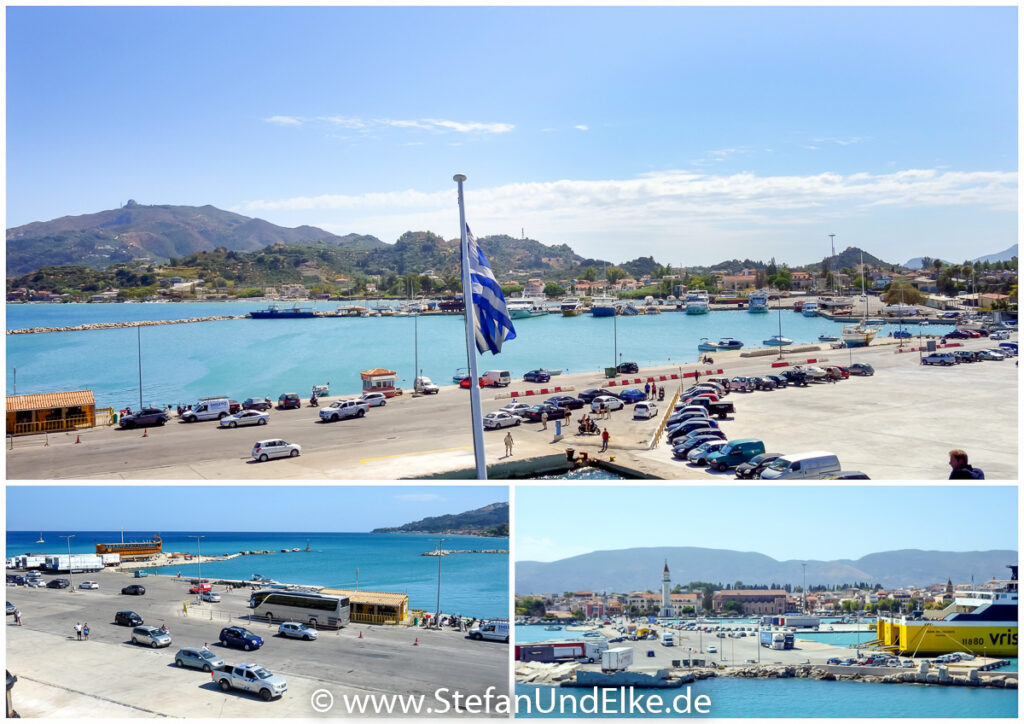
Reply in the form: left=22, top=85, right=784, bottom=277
left=508, top=298, right=548, bottom=319
left=801, top=301, right=820, bottom=317
left=747, top=291, right=769, bottom=313
left=560, top=298, right=582, bottom=317
left=684, top=290, right=710, bottom=315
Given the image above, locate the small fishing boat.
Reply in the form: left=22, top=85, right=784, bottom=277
left=311, top=383, right=330, bottom=397
left=763, top=335, right=793, bottom=346
left=544, top=625, right=563, bottom=631
left=892, top=330, right=912, bottom=339
left=452, top=367, right=469, bottom=383
left=747, top=291, right=769, bottom=313
left=714, top=337, right=743, bottom=351
left=540, top=368, right=564, bottom=376
left=508, top=299, right=548, bottom=319
left=818, top=334, right=840, bottom=342
left=801, top=301, right=820, bottom=317
left=620, top=303, right=641, bottom=316
left=792, top=300, right=805, bottom=313
left=697, top=338, right=718, bottom=352
left=590, top=297, right=619, bottom=317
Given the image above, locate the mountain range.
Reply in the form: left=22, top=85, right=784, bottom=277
left=515, top=547, right=1016, bottom=593
left=371, top=502, right=509, bottom=537
left=904, top=244, right=1018, bottom=269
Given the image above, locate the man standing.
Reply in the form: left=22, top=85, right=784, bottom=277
left=541, top=410, right=548, bottom=430
left=644, top=382, right=651, bottom=400
left=948, top=449, right=985, bottom=479
left=601, top=428, right=610, bottom=452
left=75, top=622, right=82, bottom=640
left=504, top=431, right=514, bottom=457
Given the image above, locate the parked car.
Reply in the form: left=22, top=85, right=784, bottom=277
left=667, top=410, right=709, bottom=427
left=668, top=425, right=726, bottom=446
left=616, top=361, right=639, bottom=374
left=47, top=578, right=70, bottom=589
left=943, top=329, right=970, bottom=339
left=118, top=407, right=170, bottom=428
left=7, top=601, right=17, bottom=615
left=820, top=469, right=872, bottom=479
left=618, top=388, right=647, bottom=404
left=78, top=580, right=99, bottom=590
left=219, top=626, right=264, bottom=651
left=251, top=439, right=302, bottom=462
left=734, top=452, right=782, bottom=479
left=414, top=376, right=440, bottom=394
left=978, top=349, right=1006, bottom=360
left=848, top=363, right=874, bottom=376
left=687, top=440, right=728, bottom=465
left=705, top=438, right=767, bottom=472
left=672, top=433, right=725, bottom=458
left=764, top=374, right=787, bottom=388
left=826, top=365, right=850, bottom=380
left=800, top=365, right=829, bottom=380
left=278, top=621, right=319, bottom=640
left=482, top=411, right=522, bottom=429
left=578, top=388, right=616, bottom=403
left=781, top=369, right=808, bottom=386
left=276, top=393, right=301, bottom=410
left=115, top=610, right=143, bottom=626
left=590, top=396, right=624, bottom=412
left=458, top=375, right=486, bottom=389
left=546, top=395, right=585, bottom=410
left=952, top=350, right=977, bottom=363
left=319, top=399, right=369, bottom=422
left=729, top=376, right=755, bottom=392
left=633, top=402, right=658, bottom=419
left=201, top=591, right=222, bottom=603
left=189, top=583, right=212, bottom=594
left=6, top=575, right=25, bottom=585
left=242, top=397, right=272, bottom=411
left=749, top=376, right=777, bottom=390
left=121, top=584, right=146, bottom=596
left=707, top=645, right=718, bottom=653
left=523, top=370, right=551, bottom=383
left=175, top=647, right=225, bottom=671
left=921, top=353, right=955, bottom=366
left=521, top=403, right=564, bottom=422
left=500, top=402, right=532, bottom=417
left=358, top=392, right=388, bottom=407
left=219, top=409, right=269, bottom=428
left=667, top=417, right=719, bottom=438
left=132, top=625, right=172, bottom=648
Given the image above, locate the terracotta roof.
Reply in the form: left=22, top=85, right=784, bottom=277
left=7, top=390, right=95, bottom=412
left=320, top=588, right=408, bottom=606
left=360, top=369, right=396, bottom=377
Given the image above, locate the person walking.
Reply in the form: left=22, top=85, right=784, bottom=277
left=948, top=449, right=985, bottom=479
left=644, top=382, right=651, bottom=400
left=564, top=407, right=572, bottom=427
left=83, top=623, right=90, bottom=641
left=75, top=622, right=82, bottom=640
left=541, top=410, right=548, bottom=430
left=601, top=428, right=610, bottom=452
left=504, top=431, right=514, bottom=457
left=13, top=608, right=21, bottom=626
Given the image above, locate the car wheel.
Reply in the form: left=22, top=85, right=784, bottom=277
left=717, top=462, right=728, bottom=472
left=218, top=412, right=227, bottom=419
left=244, top=643, right=252, bottom=651
left=290, top=449, right=299, bottom=457
left=515, top=418, right=521, bottom=426
left=259, top=689, right=273, bottom=702
left=176, top=659, right=184, bottom=667
left=203, top=664, right=211, bottom=672
left=156, top=419, right=165, bottom=426
left=380, top=401, right=386, bottom=406
left=357, top=409, right=365, bottom=418
left=258, top=418, right=267, bottom=425
left=151, top=641, right=158, bottom=648
left=218, top=679, right=231, bottom=692
left=331, top=414, right=340, bottom=422
left=229, top=421, right=237, bottom=428
left=259, top=453, right=269, bottom=462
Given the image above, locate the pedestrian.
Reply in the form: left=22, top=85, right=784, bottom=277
left=601, top=428, right=610, bottom=452
left=504, top=431, right=514, bottom=457
left=644, top=382, right=651, bottom=399
left=652, top=382, right=658, bottom=399
left=541, top=411, right=548, bottom=430
left=75, top=622, right=82, bottom=640
left=948, top=449, right=985, bottom=479
left=202, top=642, right=210, bottom=652
left=83, top=623, right=90, bottom=640
left=694, top=370, right=701, bottom=383
left=564, top=407, right=572, bottom=427
left=13, top=608, right=21, bottom=625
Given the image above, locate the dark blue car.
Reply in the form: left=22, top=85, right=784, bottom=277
left=618, top=388, right=647, bottom=404
left=523, top=370, right=551, bottom=383
left=219, top=626, right=264, bottom=651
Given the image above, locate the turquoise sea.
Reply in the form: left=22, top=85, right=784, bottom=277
left=5, top=530, right=508, bottom=619
left=5, top=302, right=954, bottom=409
left=514, top=680, right=1018, bottom=718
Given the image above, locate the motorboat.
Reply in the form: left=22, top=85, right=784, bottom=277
left=508, top=299, right=548, bottom=319
left=590, top=297, right=619, bottom=317
left=801, top=301, right=820, bottom=317
left=544, top=625, right=563, bottom=631
left=684, top=290, right=710, bottom=315
left=560, top=298, right=582, bottom=317
left=714, top=337, right=744, bottom=350
left=249, top=304, right=316, bottom=319
left=697, top=338, right=718, bottom=352
left=818, top=334, right=840, bottom=342
left=747, top=291, right=769, bottom=313
left=763, top=335, right=793, bottom=346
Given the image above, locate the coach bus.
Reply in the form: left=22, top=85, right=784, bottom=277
left=249, top=590, right=351, bottom=628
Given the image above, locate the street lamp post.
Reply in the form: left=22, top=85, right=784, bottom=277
left=59, top=534, right=75, bottom=591
left=187, top=535, right=205, bottom=602
left=434, top=538, right=447, bottom=628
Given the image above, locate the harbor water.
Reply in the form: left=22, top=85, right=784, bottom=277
left=5, top=302, right=954, bottom=409
left=514, top=680, right=1018, bottom=717
left=6, top=530, right=508, bottom=619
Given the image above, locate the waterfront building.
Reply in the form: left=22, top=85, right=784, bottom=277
left=6, top=390, right=98, bottom=436
left=712, top=589, right=789, bottom=615
left=320, top=588, right=410, bottom=624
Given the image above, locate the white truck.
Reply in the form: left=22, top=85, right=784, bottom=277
left=601, top=646, right=634, bottom=672
left=319, top=399, right=369, bottom=422
left=212, top=663, right=287, bottom=701
left=43, top=554, right=104, bottom=573
left=660, top=632, right=674, bottom=646
left=100, top=553, right=121, bottom=566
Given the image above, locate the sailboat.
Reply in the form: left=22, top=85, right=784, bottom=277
left=36, top=533, right=45, bottom=544
left=763, top=298, right=793, bottom=347
left=841, top=250, right=878, bottom=348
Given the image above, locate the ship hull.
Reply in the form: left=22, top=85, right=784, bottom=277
left=877, top=619, right=1018, bottom=657
left=591, top=307, right=617, bottom=317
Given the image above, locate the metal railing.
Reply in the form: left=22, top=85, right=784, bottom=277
left=352, top=612, right=406, bottom=625
left=10, top=415, right=93, bottom=435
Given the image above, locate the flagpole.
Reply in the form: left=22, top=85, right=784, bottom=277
left=454, top=173, right=488, bottom=479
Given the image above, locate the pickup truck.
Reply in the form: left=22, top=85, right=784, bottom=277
left=319, top=399, right=369, bottom=422
left=212, top=664, right=287, bottom=701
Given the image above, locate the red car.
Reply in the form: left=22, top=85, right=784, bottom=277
left=965, top=330, right=982, bottom=338
left=189, top=583, right=212, bottom=593
left=458, top=376, right=486, bottom=389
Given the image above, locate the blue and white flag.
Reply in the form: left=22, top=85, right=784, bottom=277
left=466, top=224, right=516, bottom=354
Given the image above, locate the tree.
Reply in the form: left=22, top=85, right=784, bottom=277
left=722, top=600, right=742, bottom=614
left=571, top=608, right=585, bottom=621
left=681, top=606, right=695, bottom=614
left=882, top=281, right=924, bottom=306
left=702, top=585, right=714, bottom=612
left=580, top=266, right=598, bottom=282
left=544, top=281, right=566, bottom=296
left=605, top=266, right=626, bottom=284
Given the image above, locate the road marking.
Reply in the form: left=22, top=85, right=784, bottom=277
left=359, top=446, right=471, bottom=463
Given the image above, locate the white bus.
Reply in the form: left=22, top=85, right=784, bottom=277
left=249, top=590, right=351, bottom=628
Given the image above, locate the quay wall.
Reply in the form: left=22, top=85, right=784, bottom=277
left=7, top=315, right=246, bottom=335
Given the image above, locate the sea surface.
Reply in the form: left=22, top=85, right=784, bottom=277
left=514, top=680, right=1018, bottom=718
left=6, top=530, right=508, bottom=619
left=5, top=302, right=954, bottom=409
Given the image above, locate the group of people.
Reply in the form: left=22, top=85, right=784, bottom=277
left=577, top=414, right=600, bottom=435
left=642, top=381, right=663, bottom=401
left=74, top=621, right=90, bottom=640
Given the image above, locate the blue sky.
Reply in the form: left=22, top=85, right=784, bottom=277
left=516, top=486, right=1018, bottom=562
left=6, top=485, right=507, bottom=531
left=5, top=6, right=1017, bottom=265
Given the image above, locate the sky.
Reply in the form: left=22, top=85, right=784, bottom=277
left=5, top=485, right=507, bottom=532
left=516, top=486, right=1018, bottom=562
left=5, top=6, right=1018, bottom=266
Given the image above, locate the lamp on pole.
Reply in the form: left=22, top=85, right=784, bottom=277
left=187, top=535, right=205, bottom=602
left=613, top=312, right=618, bottom=372
left=59, top=534, right=75, bottom=591
left=137, top=325, right=144, bottom=411
left=434, top=537, right=447, bottom=628
left=802, top=563, right=807, bottom=613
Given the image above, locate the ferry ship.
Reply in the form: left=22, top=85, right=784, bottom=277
left=874, top=566, right=1018, bottom=657
left=747, top=291, right=769, bottom=313
left=590, top=297, right=619, bottom=317
left=95, top=535, right=162, bottom=561
left=249, top=304, right=316, bottom=319
left=560, top=298, right=582, bottom=317
left=684, top=290, right=710, bottom=315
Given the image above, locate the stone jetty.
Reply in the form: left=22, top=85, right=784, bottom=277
left=421, top=549, right=509, bottom=556
left=722, top=663, right=1017, bottom=690
left=6, top=314, right=247, bottom=335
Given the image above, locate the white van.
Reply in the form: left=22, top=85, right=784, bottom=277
left=482, top=370, right=511, bottom=387
left=759, top=451, right=841, bottom=480
left=661, top=632, right=674, bottom=646
left=469, top=620, right=509, bottom=643
left=182, top=398, right=231, bottom=422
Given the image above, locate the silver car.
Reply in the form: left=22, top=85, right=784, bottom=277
left=219, top=409, right=270, bottom=428
left=251, top=439, right=301, bottom=462
left=278, top=621, right=319, bottom=640
left=175, top=647, right=224, bottom=671
left=132, top=625, right=172, bottom=648
left=358, top=392, right=388, bottom=407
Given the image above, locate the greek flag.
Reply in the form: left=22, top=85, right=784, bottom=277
left=466, top=225, right=516, bottom=354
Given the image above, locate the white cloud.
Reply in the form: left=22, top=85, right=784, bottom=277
left=265, top=115, right=303, bottom=126
left=574, top=125, right=589, bottom=131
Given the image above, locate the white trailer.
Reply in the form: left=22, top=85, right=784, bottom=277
left=43, top=554, right=104, bottom=573
left=601, top=647, right=634, bottom=672
left=100, top=553, right=121, bottom=566
left=17, top=555, right=48, bottom=570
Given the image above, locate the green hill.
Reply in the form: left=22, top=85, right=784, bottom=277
left=371, top=502, right=509, bottom=537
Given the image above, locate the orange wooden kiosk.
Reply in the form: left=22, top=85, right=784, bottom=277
left=360, top=368, right=399, bottom=398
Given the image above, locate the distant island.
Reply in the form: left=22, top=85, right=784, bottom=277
left=372, top=502, right=509, bottom=538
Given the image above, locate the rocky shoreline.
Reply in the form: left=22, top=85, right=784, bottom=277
left=722, top=663, right=1018, bottom=689
left=6, top=314, right=247, bottom=335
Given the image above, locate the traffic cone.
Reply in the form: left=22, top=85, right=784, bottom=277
left=142, top=428, right=149, bottom=438
left=75, top=434, right=81, bottom=444
left=413, top=637, right=419, bottom=646
left=358, top=631, right=363, bottom=639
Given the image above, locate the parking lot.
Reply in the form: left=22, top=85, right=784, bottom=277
left=5, top=570, right=508, bottom=717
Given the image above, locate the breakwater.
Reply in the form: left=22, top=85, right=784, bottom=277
left=723, top=663, right=1017, bottom=689
left=6, top=314, right=247, bottom=335
left=422, top=549, right=509, bottom=556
